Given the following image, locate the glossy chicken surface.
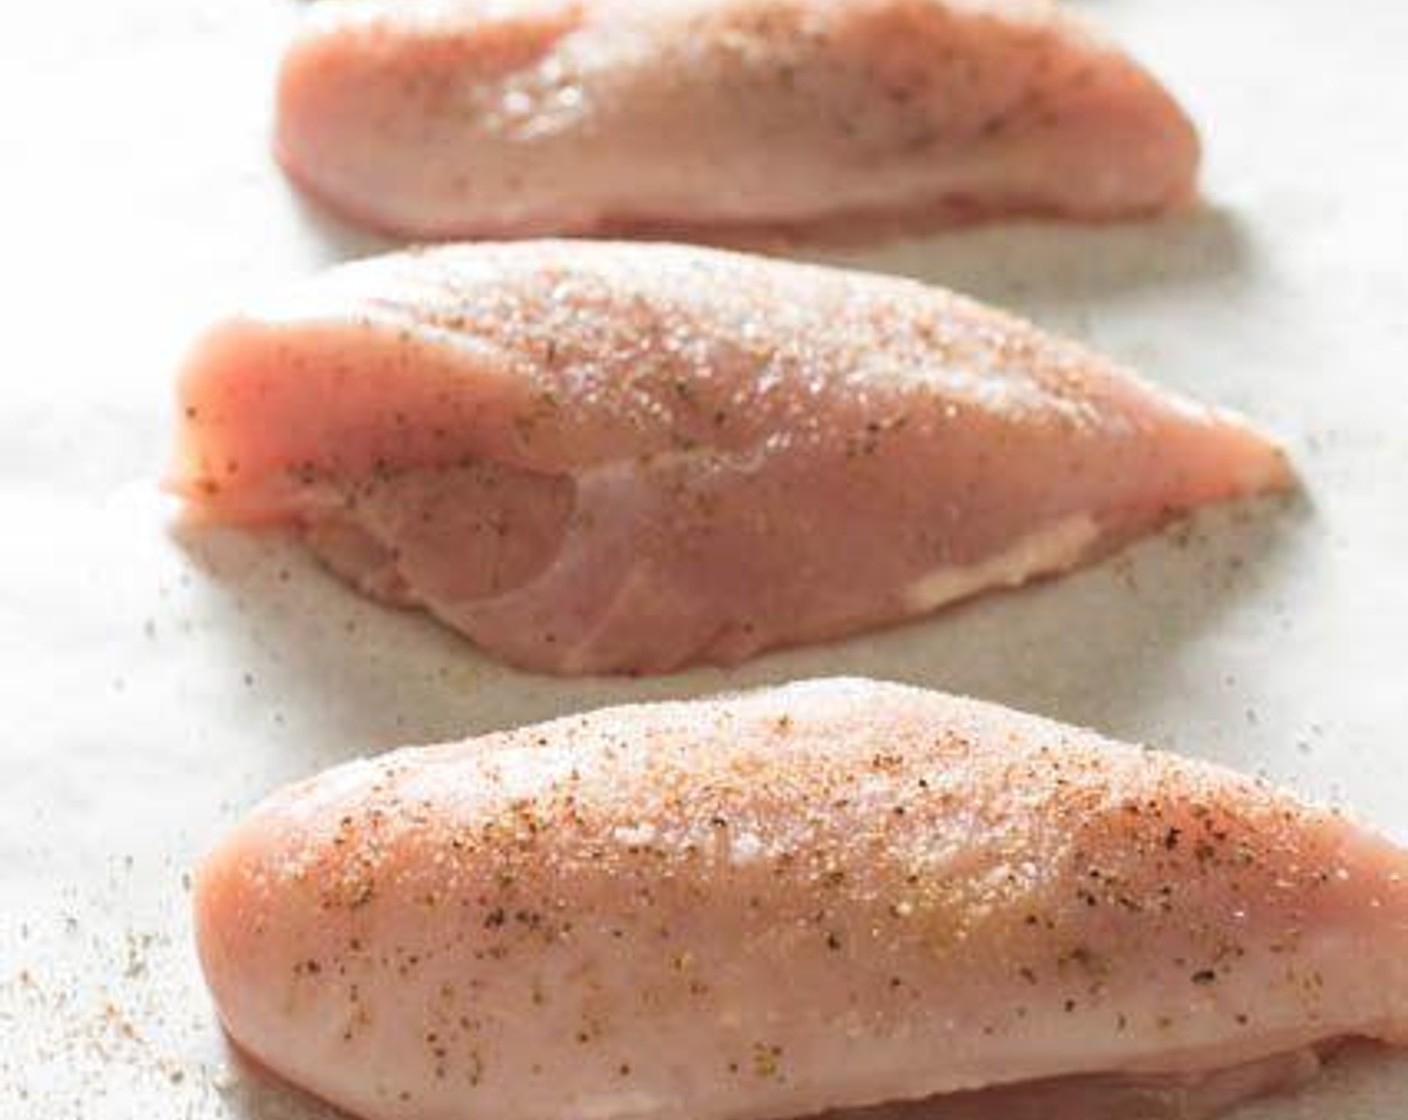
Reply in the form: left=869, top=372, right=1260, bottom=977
left=171, top=242, right=1288, bottom=675
left=196, top=679, right=1408, bottom=1120
left=276, top=0, right=1200, bottom=241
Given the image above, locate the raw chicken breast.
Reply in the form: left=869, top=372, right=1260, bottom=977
left=170, top=241, right=1288, bottom=675
left=195, top=679, right=1408, bottom=1120
left=276, top=0, right=1199, bottom=241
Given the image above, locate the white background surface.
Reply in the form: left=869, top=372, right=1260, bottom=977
left=1, top=1, right=1406, bottom=1116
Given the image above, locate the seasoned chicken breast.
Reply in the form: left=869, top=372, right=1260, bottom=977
left=170, top=242, right=1288, bottom=675
left=276, top=0, right=1199, bottom=241
left=195, top=679, right=1408, bottom=1120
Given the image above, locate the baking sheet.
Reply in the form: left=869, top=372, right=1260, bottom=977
left=2, top=0, right=1406, bottom=1116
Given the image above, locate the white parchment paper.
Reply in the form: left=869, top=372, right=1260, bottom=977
left=1, top=1, right=1405, bottom=1116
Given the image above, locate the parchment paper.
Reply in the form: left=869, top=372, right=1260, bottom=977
left=1, top=1, right=1405, bottom=1116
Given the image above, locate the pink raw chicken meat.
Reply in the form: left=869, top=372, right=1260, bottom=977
left=170, top=241, right=1289, bottom=676
left=195, top=679, right=1408, bottom=1120
left=276, top=0, right=1200, bottom=241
